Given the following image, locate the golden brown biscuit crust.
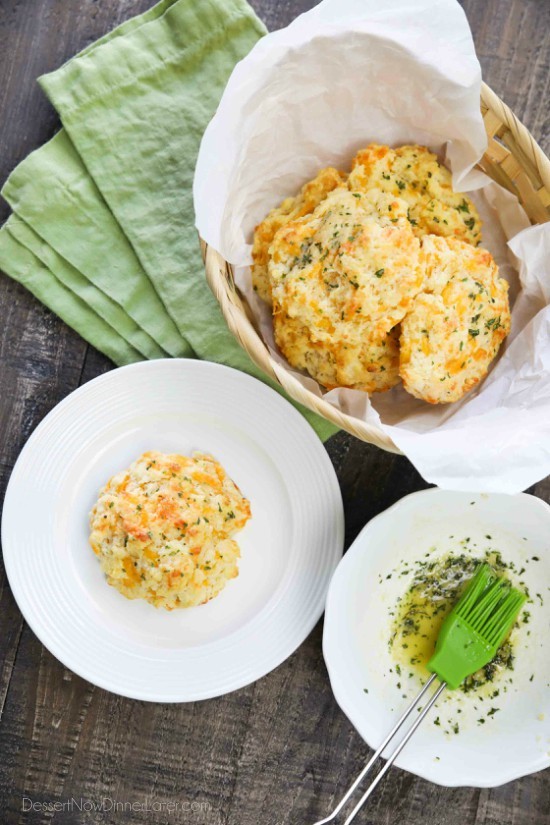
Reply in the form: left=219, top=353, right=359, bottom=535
left=269, top=188, right=422, bottom=392
left=399, top=237, right=510, bottom=404
left=251, top=167, right=346, bottom=303
left=251, top=145, right=508, bottom=402
left=349, top=144, right=482, bottom=246
left=89, top=451, right=251, bottom=609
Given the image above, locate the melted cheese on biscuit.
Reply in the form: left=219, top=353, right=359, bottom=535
left=349, top=144, right=481, bottom=246
left=251, top=144, right=508, bottom=402
left=400, top=236, right=510, bottom=403
left=269, top=188, right=421, bottom=392
left=252, top=167, right=346, bottom=303
left=89, top=451, right=251, bottom=610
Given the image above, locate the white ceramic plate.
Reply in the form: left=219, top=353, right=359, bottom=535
left=324, top=489, right=550, bottom=787
left=2, top=359, right=343, bottom=702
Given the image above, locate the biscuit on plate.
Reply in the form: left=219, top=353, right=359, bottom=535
left=349, top=144, right=481, bottom=247
left=269, top=187, right=423, bottom=392
left=89, top=451, right=251, bottom=610
left=399, top=236, right=510, bottom=404
left=251, top=166, right=346, bottom=303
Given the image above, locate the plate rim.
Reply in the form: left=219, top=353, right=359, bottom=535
left=323, top=487, right=550, bottom=787
left=2, top=358, right=344, bottom=702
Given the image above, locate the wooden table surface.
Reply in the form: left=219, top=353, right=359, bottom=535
left=0, top=1, right=548, bottom=823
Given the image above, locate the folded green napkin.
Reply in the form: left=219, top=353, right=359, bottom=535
left=0, top=0, right=337, bottom=441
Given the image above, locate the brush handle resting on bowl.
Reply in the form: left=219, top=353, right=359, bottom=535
left=312, top=674, right=446, bottom=825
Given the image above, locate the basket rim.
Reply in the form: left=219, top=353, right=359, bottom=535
left=202, top=82, right=549, bottom=452
left=480, top=82, right=550, bottom=195
left=202, top=241, right=402, bottom=452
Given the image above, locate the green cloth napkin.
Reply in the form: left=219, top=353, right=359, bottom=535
left=3, top=130, right=185, bottom=358
left=0, top=0, right=337, bottom=441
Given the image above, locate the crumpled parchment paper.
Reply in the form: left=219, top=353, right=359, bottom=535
left=194, top=0, right=550, bottom=493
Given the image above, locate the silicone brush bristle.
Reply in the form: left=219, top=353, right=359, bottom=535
left=457, top=564, right=526, bottom=645
left=427, top=563, right=527, bottom=690
left=453, top=563, right=496, bottom=618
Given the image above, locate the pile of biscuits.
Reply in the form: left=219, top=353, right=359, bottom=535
left=252, top=145, right=510, bottom=404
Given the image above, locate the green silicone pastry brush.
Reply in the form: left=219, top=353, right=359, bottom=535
left=314, top=562, right=526, bottom=825
left=427, top=563, right=526, bottom=689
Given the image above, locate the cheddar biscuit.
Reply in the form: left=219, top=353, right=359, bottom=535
left=269, top=188, right=422, bottom=392
left=89, top=451, right=251, bottom=609
left=399, top=237, right=510, bottom=404
left=251, top=166, right=346, bottom=303
left=349, top=144, right=481, bottom=246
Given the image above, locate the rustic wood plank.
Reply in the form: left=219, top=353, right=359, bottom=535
left=0, top=1, right=547, bottom=824
left=0, top=278, right=87, bottom=715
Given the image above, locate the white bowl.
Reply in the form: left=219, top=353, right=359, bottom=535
left=323, top=489, right=550, bottom=787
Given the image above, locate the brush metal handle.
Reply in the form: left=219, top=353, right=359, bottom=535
left=313, top=674, right=446, bottom=825
left=343, top=679, right=446, bottom=824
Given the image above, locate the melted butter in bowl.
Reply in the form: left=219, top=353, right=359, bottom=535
left=385, top=540, right=535, bottom=735
left=389, top=550, right=525, bottom=694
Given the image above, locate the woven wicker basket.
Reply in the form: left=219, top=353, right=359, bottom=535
left=202, top=82, right=550, bottom=453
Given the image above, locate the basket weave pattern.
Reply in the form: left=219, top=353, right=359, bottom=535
left=203, top=84, right=550, bottom=452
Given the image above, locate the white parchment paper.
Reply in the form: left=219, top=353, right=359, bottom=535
left=194, top=0, right=550, bottom=493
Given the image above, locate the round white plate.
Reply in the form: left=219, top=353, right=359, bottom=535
left=324, top=489, right=550, bottom=787
left=2, top=359, right=343, bottom=702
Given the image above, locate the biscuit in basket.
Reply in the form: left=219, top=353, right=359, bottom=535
left=274, top=310, right=401, bottom=393
left=399, top=236, right=510, bottom=404
left=251, top=166, right=346, bottom=303
left=269, top=188, right=423, bottom=392
left=349, top=144, right=482, bottom=247
left=89, top=451, right=251, bottom=610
